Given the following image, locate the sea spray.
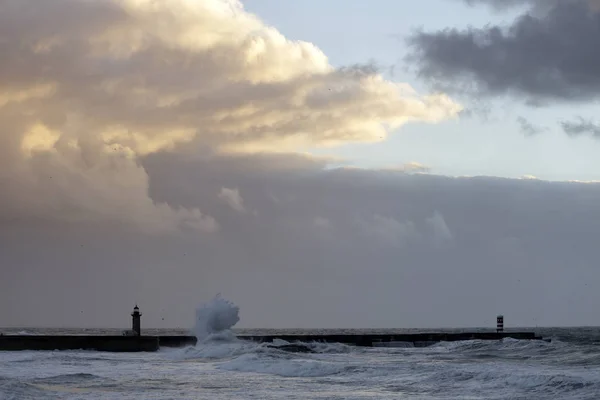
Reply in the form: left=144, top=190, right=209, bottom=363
left=186, top=295, right=354, bottom=376
left=172, top=294, right=257, bottom=360
left=193, top=294, right=240, bottom=342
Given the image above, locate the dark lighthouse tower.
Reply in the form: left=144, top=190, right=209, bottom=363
left=131, top=305, right=142, bottom=336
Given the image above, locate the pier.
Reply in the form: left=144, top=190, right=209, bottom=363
left=238, top=331, right=542, bottom=347
left=160, top=331, right=542, bottom=348
left=0, top=332, right=542, bottom=352
left=0, top=335, right=159, bottom=352
left=0, top=306, right=544, bottom=352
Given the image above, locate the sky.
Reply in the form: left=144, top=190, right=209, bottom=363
left=1, top=0, right=600, bottom=329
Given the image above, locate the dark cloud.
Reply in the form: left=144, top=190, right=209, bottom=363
left=409, top=0, right=600, bottom=103
left=516, top=116, right=547, bottom=136
left=2, top=152, right=600, bottom=329
left=461, top=0, right=597, bottom=10
left=560, top=118, right=600, bottom=139
left=461, top=0, right=535, bottom=9
left=459, top=0, right=576, bottom=11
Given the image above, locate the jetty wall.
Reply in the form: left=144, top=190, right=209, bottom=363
left=158, top=331, right=541, bottom=348
left=236, top=332, right=541, bottom=347
left=159, top=335, right=197, bottom=348
left=0, top=335, right=159, bottom=352
left=0, top=331, right=542, bottom=352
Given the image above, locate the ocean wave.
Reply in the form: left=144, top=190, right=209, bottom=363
left=429, top=337, right=563, bottom=355
left=32, top=373, right=103, bottom=385
left=165, top=343, right=254, bottom=361
left=482, top=369, right=599, bottom=394
left=165, top=332, right=361, bottom=378
left=0, top=379, right=63, bottom=400
left=304, top=341, right=357, bottom=354
left=218, top=352, right=355, bottom=377
left=417, top=360, right=600, bottom=397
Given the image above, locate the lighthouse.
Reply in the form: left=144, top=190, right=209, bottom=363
left=131, top=305, right=142, bottom=336
left=496, top=315, right=504, bottom=333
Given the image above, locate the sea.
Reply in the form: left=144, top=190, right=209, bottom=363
left=1, top=298, right=600, bottom=400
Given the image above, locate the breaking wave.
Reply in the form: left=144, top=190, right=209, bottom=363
left=3, top=297, right=600, bottom=399
left=192, top=294, right=240, bottom=343
left=219, top=353, right=356, bottom=377
left=163, top=295, right=360, bottom=377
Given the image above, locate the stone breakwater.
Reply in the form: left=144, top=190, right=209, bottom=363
left=0, top=331, right=543, bottom=352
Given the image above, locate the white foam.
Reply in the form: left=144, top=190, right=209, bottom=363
left=219, top=353, right=348, bottom=377
left=192, top=294, right=240, bottom=342
left=161, top=295, right=254, bottom=361
left=372, top=341, right=415, bottom=348
left=306, top=341, right=357, bottom=353
left=271, top=338, right=290, bottom=346
left=168, top=340, right=263, bottom=361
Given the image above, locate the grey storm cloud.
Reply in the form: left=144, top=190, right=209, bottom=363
left=461, top=0, right=534, bottom=9
left=2, top=152, right=600, bottom=329
left=460, top=0, right=599, bottom=10
left=460, top=0, right=569, bottom=10
left=560, top=118, right=600, bottom=139
left=516, top=117, right=547, bottom=137
left=409, top=0, right=600, bottom=103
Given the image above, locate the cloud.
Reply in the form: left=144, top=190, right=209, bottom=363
left=3, top=153, right=600, bottom=328
left=359, top=211, right=452, bottom=248
left=313, top=216, right=333, bottom=230
left=3, top=0, right=600, bottom=330
left=459, top=0, right=563, bottom=10
left=362, top=215, right=419, bottom=247
left=218, top=187, right=247, bottom=213
left=560, top=118, right=600, bottom=139
left=408, top=0, right=600, bottom=103
left=0, top=128, right=218, bottom=234
left=426, top=211, right=453, bottom=248
left=461, top=0, right=535, bottom=9
left=460, top=0, right=599, bottom=10
left=383, top=162, right=431, bottom=174
left=0, top=0, right=461, bottom=234
left=520, top=174, right=539, bottom=180
left=516, top=117, right=548, bottom=137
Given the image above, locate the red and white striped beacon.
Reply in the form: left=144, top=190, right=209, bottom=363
left=496, top=315, right=504, bottom=333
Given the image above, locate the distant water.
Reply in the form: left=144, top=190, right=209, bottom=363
left=2, top=298, right=600, bottom=399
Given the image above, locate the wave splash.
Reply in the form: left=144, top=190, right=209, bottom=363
left=177, top=295, right=359, bottom=377
left=192, top=294, right=240, bottom=342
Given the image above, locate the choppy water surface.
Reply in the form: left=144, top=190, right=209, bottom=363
left=1, top=299, right=599, bottom=399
